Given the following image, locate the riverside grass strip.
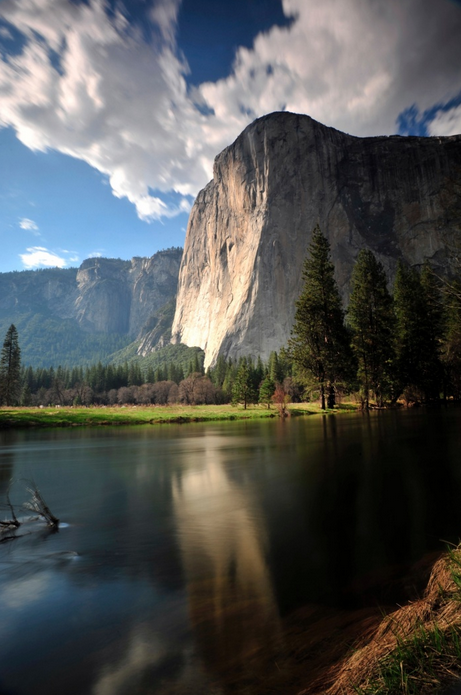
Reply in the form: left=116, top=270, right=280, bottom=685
left=0, top=402, right=358, bottom=429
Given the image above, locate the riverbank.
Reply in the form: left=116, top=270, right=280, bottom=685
left=300, top=545, right=461, bottom=695
left=0, top=402, right=358, bottom=428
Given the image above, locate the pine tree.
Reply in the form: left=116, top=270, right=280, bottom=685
left=393, top=261, right=443, bottom=401
left=393, top=262, right=422, bottom=399
left=442, top=281, right=461, bottom=399
left=222, top=359, right=236, bottom=398
left=288, top=226, right=351, bottom=409
left=20, top=383, right=32, bottom=406
left=259, top=375, right=275, bottom=409
left=210, top=354, right=228, bottom=388
left=0, top=324, right=21, bottom=406
left=268, top=351, right=283, bottom=383
left=232, top=360, right=257, bottom=409
left=348, top=249, right=395, bottom=407
left=420, top=262, right=444, bottom=400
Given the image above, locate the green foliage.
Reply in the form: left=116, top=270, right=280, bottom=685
left=108, top=342, right=204, bottom=378
left=259, top=375, right=275, bottom=408
left=268, top=351, right=283, bottom=382
left=348, top=249, right=395, bottom=406
left=232, top=359, right=257, bottom=409
left=419, top=263, right=444, bottom=398
left=442, top=281, right=461, bottom=398
left=0, top=312, right=132, bottom=368
left=288, top=226, right=352, bottom=409
left=394, top=261, right=444, bottom=401
left=357, top=625, right=461, bottom=694
left=0, top=324, right=21, bottom=405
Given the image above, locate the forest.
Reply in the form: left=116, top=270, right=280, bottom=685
left=1, top=228, right=461, bottom=411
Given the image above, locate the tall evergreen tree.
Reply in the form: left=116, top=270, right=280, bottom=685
left=268, top=351, right=283, bottom=383
left=394, top=261, right=443, bottom=401
left=348, top=249, right=395, bottom=407
left=0, top=324, right=21, bottom=406
left=420, top=262, right=444, bottom=400
left=394, top=262, right=422, bottom=398
left=259, top=374, right=275, bottom=409
left=288, top=226, right=352, bottom=409
left=232, top=359, right=257, bottom=409
left=210, top=354, right=228, bottom=388
left=442, top=281, right=461, bottom=399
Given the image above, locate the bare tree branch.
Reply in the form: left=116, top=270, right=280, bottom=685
left=23, top=485, right=59, bottom=528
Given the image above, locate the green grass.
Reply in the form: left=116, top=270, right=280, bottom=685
left=0, top=402, right=359, bottom=429
left=355, top=625, right=461, bottom=694
left=349, top=548, right=461, bottom=695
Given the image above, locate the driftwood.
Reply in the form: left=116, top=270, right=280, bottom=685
left=0, top=481, right=59, bottom=541
left=0, top=483, right=21, bottom=534
left=23, top=486, right=59, bottom=528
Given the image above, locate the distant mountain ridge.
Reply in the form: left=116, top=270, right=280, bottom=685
left=0, top=248, right=182, bottom=367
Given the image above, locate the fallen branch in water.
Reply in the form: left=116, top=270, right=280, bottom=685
left=0, top=533, right=27, bottom=544
left=23, top=485, right=59, bottom=528
left=0, top=481, right=59, bottom=539
left=0, top=482, right=20, bottom=531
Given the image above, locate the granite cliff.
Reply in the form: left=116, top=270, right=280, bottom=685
left=74, top=250, right=181, bottom=337
left=0, top=248, right=182, bottom=366
left=171, top=111, right=461, bottom=368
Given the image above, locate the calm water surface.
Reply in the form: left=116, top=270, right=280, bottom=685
left=1, top=409, right=461, bottom=694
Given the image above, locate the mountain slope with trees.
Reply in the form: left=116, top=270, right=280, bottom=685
left=0, top=248, right=183, bottom=367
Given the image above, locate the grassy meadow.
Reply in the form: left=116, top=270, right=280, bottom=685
left=0, top=401, right=358, bottom=429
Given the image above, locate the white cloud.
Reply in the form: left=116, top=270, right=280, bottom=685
left=0, top=26, right=13, bottom=40
left=197, top=0, right=461, bottom=138
left=20, top=246, right=67, bottom=268
left=0, top=0, right=460, bottom=226
left=88, top=251, right=103, bottom=258
left=19, top=217, right=39, bottom=233
left=428, top=105, right=461, bottom=137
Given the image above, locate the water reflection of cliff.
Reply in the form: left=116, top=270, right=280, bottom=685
left=172, top=434, right=281, bottom=678
left=0, top=431, right=17, bottom=495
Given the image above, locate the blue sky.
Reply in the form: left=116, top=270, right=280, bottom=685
left=0, top=0, right=461, bottom=273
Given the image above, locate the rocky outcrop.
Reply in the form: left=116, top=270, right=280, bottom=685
left=171, top=111, right=461, bottom=368
left=75, top=250, right=181, bottom=337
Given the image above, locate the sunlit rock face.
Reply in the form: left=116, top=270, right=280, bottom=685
left=172, top=436, right=281, bottom=674
left=171, top=111, right=461, bottom=367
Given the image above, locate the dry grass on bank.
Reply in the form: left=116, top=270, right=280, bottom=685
left=305, top=546, right=461, bottom=695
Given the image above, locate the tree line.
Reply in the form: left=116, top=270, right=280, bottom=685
left=1, top=227, right=461, bottom=410
left=0, top=327, right=295, bottom=408
left=289, top=226, right=461, bottom=408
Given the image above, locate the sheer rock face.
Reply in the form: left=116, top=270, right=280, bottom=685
left=75, top=250, right=181, bottom=336
left=172, top=111, right=461, bottom=368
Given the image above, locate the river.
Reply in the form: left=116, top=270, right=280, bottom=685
left=1, top=408, right=461, bottom=694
